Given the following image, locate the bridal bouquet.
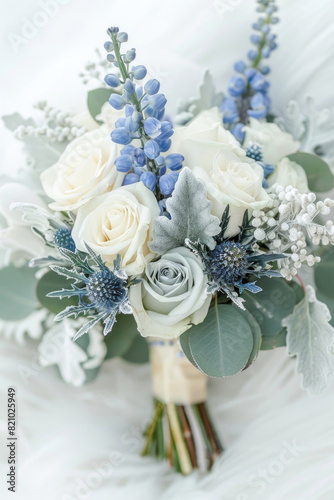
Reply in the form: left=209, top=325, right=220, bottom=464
left=1, top=0, right=334, bottom=475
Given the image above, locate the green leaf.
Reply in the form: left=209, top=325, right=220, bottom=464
left=234, top=307, right=262, bottom=368
left=149, top=167, right=221, bottom=254
left=314, top=247, right=334, bottom=298
left=87, top=88, right=112, bottom=123
left=187, top=304, right=253, bottom=377
left=260, top=329, right=287, bottom=350
left=104, top=314, right=139, bottom=359
left=243, top=277, right=296, bottom=337
left=179, top=330, right=200, bottom=369
left=283, top=285, right=334, bottom=394
left=0, top=265, right=39, bottom=321
left=122, top=334, right=149, bottom=364
left=36, top=271, right=78, bottom=314
left=287, top=152, right=334, bottom=192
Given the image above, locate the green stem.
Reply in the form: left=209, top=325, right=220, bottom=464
left=141, top=400, right=164, bottom=456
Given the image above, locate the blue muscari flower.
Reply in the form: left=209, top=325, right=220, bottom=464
left=144, top=79, right=160, bottom=95
left=53, top=228, right=75, bottom=252
left=115, top=154, right=132, bottom=173
left=220, top=97, right=239, bottom=124
left=258, top=161, right=274, bottom=178
left=123, top=173, right=140, bottom=185
left=158, top=199, right=168, bottom=216
left=246, top=143, right=263, bottom=162
left=248, top=92, right=267, bottom=119
left=245, top=68, right=257, bottom=81
left=115, top=117, right=126, bottom=128
left=124, top=114, right=141, bottom=133
left=249, top=72, right=269, bottom=92
left=132, top=147, right=146, bottom=167
left=136, top=86, right=143, bottom=100
left=140, top=171, right=157, bottom=191
left=156, top=121, right=173, bottom=140
left=104, top=73, right=120, bottom=87
left=143, top=94, right=167, bottom=112
left=116, top=31, right=128, bottom=43
left=228, top=75, right=247, bottom=97
left=250, top=34, right=261, bottom=45
left=106, top=54, right=115, bottom=62
left=155, top=155, right=165, bottom=167
left=133, top=166, right=145, bottom=176
left=144, top=117, right=161, bottom=138
left=262, top=46, right=271, bottom=58
left=159, top=165, right=167, bottom=176
left=247, top=49, right=258, bottom=61
left=124, top=49, right=136, bottom=63
left=165, top=153, right=184, bottom=171
left=132, top=65, right=147, bottom=80
left=159, top=173, right=176, bottom=195
left=234, top=60, right=246, bottom=73
left=124, top=79, right=135, bottom=95
left=111, top=127, right=132, bottom=145
left=231, top=123, right=245, bottom=143
left=260, top=65, right=270, bottom=75
left=109, top=94, right=124, bottom=110
left=144, top=140, right=160, bottom=159
left=121, top=144, right=135, bottom=155
left=104, top=41, right=114, bottom=52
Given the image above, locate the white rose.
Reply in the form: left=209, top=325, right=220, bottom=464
left=268, top=157, right=309, bottom=193
left=71, top=182, right=159, bottom=276
left=169, top=107, right=245, bottom=168
left=41, top=126, right=124, bottom=212
left=193, top=149, right=272, bottom=236
left=243, top=118, right=300, bottom=165
left=129, top=247, right=211, bottom=339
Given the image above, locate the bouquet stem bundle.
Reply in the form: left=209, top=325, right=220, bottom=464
left=142, top=340, right=223, bottom=474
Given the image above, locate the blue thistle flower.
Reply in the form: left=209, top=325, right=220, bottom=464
left=208, top=241, right=248, bottom=286
left=53, top=228, right=76, bottom=252
left=86, top=268, right=127, bottom=309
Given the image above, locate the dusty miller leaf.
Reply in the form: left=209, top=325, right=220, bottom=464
left=149, top=168, right=220, bottom=254
left=283, top=285, right=334, bottom=395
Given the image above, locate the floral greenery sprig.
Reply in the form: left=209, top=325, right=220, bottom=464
left=103, top=27, right=184, bottom=203
left=47, top=244, right=133, bottom=340
left=220, top=0, right=279, bottom=141
left=186, top=206, right=284, bottom=309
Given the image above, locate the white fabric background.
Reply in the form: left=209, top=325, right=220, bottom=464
left=1, top=0, right=334, bottom=499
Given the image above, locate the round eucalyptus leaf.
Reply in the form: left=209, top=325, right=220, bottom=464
left=287, top=152, right=334, bottom=192
left=87, top=88, right=113, bottom=123
left=179, top=330, right=201, bottom=370
left=0, top=265, right=38, bottom=321
left=235, top=307, right=262, bottom=368
left=260, top=328, right=287, bottom=350
left=36, top=271, right=78, bottom=315
left=104, top=313, right=139, bottom=359
left=122, top=334, right=149, bottom=364
left=243, top=277, right=296, bottom=337
left=188, top=304, right=253, bottom=377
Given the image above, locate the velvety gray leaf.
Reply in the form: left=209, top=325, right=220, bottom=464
left=149, top=168, right=220, bottom=254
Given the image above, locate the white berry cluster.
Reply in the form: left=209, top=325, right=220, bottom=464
left=252, top=184, right=334, bottom=280
left=14, top=101, right=87, bottom=143
left=79, top=48, right=109, bottom=85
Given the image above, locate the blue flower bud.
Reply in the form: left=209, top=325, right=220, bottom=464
left=260, top=65, right=270, bottom=75
left=132, top=148, right=146, bottom=167
left=231, top=123, right=245, bottom=143
left=125, top=49, right=136, bottom=62
left=111, top=127, right=132, bottom=145
left=220, top=97, right=239, bottom=124
left=250, top=72, right=268, bottom=92
left=156, top=108, right=165, bottom=121
left=228, top=74, right=247, bottom=97
left=262, top=46, right=271, bottom=58
left=124, top=104, right=134, bottom=117
left=258, top=162, right=275, bottom=178
left=250, top=34, right=261, bottom=45
left=156, top=138, right=171, bottom=153
left=157, top=121, right=173, bottom=140
left=116, top=32, right=128, bottom=43
left=144, top=79, right=160, bottom=95
left=115, top=154, right=133, bottom=173
left=136, top=86, right=143, bottom=100
left=159, top=165, right=167, bottom=176
left=132, top=65, right=147, bottom=80
left=144, top=140, right=160, bottom=159
left=165, top=153, right=184, bottom=171
left=124, top=79, right=135, bottom=95
left=104, top=41, right=114, bottom=52
left=248, top=92, right=267, bottom=119
left=148, top=94, right=167, bottom=111
left=271, top=16, right=279, bottom=24
left=104, top=73, right=120, bottom=87
left=261, top=25, right=270, bottom=35
left=140, top=171, right=157, bottom=191
left=144, top=117, right=161, bottom=138
left=159, top=174, right=176, bottom=196
left=115, top=117, right=126, bottom=128
left=122, top=90, right=132, bottom=104
left=234, top=60, right=245, bottom=73
left=107, top=53, right=115, bottom=62
left=107, top=27, right=119, bottom=35
left=158, top=199, right=168, bottom=216
left=122, top=173, right=140, bottom=186
left=124, top=115, right=140, bottom=134
left=109, top=94, right=124, bottom=110
left=155, top=155, right=165, bottom=167
left=245, top=68, right=257, bottom=81
left=247, top=50, right=258, bottom=61
left=121, top=145, right=135, bottom=155
left=133, top=166, right=145, bottom=176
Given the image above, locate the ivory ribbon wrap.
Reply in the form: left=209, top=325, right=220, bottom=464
left=149, top=339, right=207, bottom=405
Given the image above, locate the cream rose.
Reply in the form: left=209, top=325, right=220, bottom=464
left=129, top=247, right=211, bottom=339
left=192, top=149, right=272, bottom=236
left=169, top=107, right=245, bottom=168
left=41, top=126, right=124, bottom=212
left=243, top=118, right=300, bottom=165
left=71, top=182, right=159, bottom=276
left=268, top=157, right=309, bottom=193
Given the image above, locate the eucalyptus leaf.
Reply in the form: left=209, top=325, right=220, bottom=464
left=36, top=270, right=78, bottom=314
left=122, top=334, right=149, bottom=364
left=232, top=307, right=262, bottom=368
left=287, top=152, right=334, bottom=192
left=87, top=88, right=113, bottom=123
left=0, top=265, right=38, bottom=321
left=149, top=168, right=221, bottom=254
left=179, top=330, right=200, bottom=369
left=188, top=304, right=253, bottom=377
left=283, top=285, right=334, bottom=395
left=104, top=313, right=139, bottom=359
left=243, top=277, right=296, bottom=337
